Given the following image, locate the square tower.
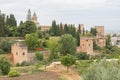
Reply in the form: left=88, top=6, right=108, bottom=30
left=79, top=37, right=93, bottom=55
left=11, top=42, right=28, bottom=64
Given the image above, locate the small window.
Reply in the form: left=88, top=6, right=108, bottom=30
left=89, top=44, right=90, bottom=46
left=23, top=52, right=25, bottom=55
left=16, top=52, right=18, bottom=55
left=83, top=44, right=84, bottom=46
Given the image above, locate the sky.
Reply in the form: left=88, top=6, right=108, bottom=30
left=0, top=0, right=120, bottom=32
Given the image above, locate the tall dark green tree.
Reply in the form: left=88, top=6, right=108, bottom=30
left=19, top=21, right=23, bottom=26
left=5, top=14, right=17, bottom=36
left=0, top=13, right=6, bottom=37
left=90, top=27, right=97, bottom=36
left=105, top=35, right=112, bottom=49
left=50, top=20, right=57, bottom=36
left=59, top=23, right=63, bottom=35
left=76, top=31, right=80, bottom=46
left=8, top=14, right=17, bottom=27
left=64, top=24, right=68, bottom=34
left=78, top=24, right=81, bottom=34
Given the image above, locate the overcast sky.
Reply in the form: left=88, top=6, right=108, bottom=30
left=0, top=0, right=120, bottom=32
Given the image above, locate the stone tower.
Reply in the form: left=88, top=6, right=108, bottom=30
left=94, top=26, right=106, bottom=47
left=95, top=26, right=104, bottom=38
left=77, top=37, right=93, bottom=55
left=32, top=12, right=40, bottom=27
left=32, top=12, right=37, bottom=23
left=11, top=42, right=28, bottom=64
left=26, top=9, right=31, bottom=21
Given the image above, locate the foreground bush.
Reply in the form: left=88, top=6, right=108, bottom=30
left=0, top=57, right=11, bottom=75
left=8, top=70, right=20, bottom=77
left=82, top=58, right=120, bottom=80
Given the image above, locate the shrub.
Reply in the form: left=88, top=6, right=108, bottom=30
left=8, top=70, right=20, bottom=77
left=35, top=52, right=43, bottom=61
left=0, top=69, right=2, bottom=76
left=0, top=49, right=5, bottom=54
left=0, top=40, right=12, bottom=53
left=16, top=63, right=20, bottom=67
left=0, top=57, right=11, bottom=75
left=81, top=58, right=120, bottom=80
left=20, top=61, right=30, bottom=66
left=76, top=52, right=89, bottom=60
left=76, top=60, right=93, bottom=75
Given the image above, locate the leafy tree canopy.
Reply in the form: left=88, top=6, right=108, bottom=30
left=59, top=34, right=77, bottom=55
left=18, top=21, right=37, bottom=37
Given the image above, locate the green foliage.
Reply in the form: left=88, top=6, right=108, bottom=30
left=20, top=61, right=30, bottom=66
left=35, top=52, right=43, bottom=61
left=60, top=54, right=76, bottom=72
left=0, top=69, right=2, bottom=76
left=0, top=11, right=17, bottom=37
left=59, top=34, right=77, bottom=55
left=75, top=31, right=80, bottom=46
left=25, top=33, right=39, bottom=50
left=16, top=63, right=20, bottom=67
left=90, top=27, right=97, bottom=36
left=17, top=21, right=37, bottom=37
left=8, top=70, right=20, bottom=77
left=82, top=59, right=120, bottom=80
left=76, top=60, right=93, bottom=75
left=0, top=13, right=6, bottom=37
left=59, top=76, right=67, bottom=80
left=106, top=35, right=112, bottom=49
left=46, top=37, right=60, bottom=60
left=0, top=40, right=12, bottom=53
left=0, top=49, right=5, bottom=54
left=76, top=52, right=89, bottom=60
left=93, top=40, right=101, bottom=50
left=50, top=20, right=57, bottom=36
left=0, top=57, right=11, bottom=75
left=6, top=14, right=17, bottom=27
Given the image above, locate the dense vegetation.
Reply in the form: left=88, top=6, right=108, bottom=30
left=81, top=58, right=120, bottom=80
left=0, top=57, right=11, bottom=75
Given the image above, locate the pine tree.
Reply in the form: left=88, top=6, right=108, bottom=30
left=76, top=31, right=80, bottom=46
left=50, top=20, right=57, bottom=36
left=90, top=27, right=97, bottom=36
left=83, top=27, right=85, bottom=36
left=78, top=24, right=81, bottom=34
left=0, top=13, right=6, bottom=37
left=19, top=21, right=23, bottom=26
